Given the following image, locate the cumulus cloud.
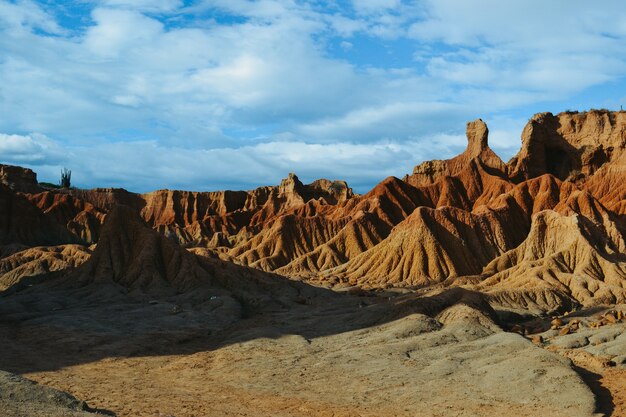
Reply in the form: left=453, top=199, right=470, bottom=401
left=0, top=133, right=64, bottom=164
left=100, top=0, right=183, bottom=13
left=84, top=8, right=164, bottom=58
left=0, top=0, right=625, bottom=191
left=410, top=0, right=626, bottom=96
left=0, top=121, right=523, bottom=193
left=0, top=0, right=63, bottom=34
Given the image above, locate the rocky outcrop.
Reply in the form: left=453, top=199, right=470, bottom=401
left=329, top=205, right=519, bottom=288
left=75, top=205, right=213, bottom=294
left=139, top=189, right=252, bottom=244
left=0, top=164, right=40, bottom=193
left=66, top=205, right=331, bottom=312
left=4, top=110, right=626, bottom=314
left=0, top=245, right=91, bottom=291
left=228, top=214, right=351, bottom=271
left=479, top=210, right=626, bottom=310
left=0, top=185, right=76, bottom=249
left=69, top=188, right=145, bottom=212
left=27, top=191, right=105, bottom=244
left=404, top=119, right=507, bottom=187
left=509, top=110, right=626, bottom=182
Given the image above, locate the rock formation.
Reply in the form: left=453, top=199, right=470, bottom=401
left=0, top=245, right=91, bottom=291
left=0, top=184, right=77, bottom=249
left=75, top=205, right=214, bottom=294
left=3, top=109, right=626, bottom=313
left=404, top=119, right=507, bottom=187
left=0, top=164, right=41, bottom=193
left=509, top=111, right=626, bottom=182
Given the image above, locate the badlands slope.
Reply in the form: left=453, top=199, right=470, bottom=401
left=1, top=110, right=626, bottom=416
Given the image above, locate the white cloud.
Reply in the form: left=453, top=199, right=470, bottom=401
left=0, top=0, right=63, bottom=34
left=100, top=0, right=183, bottom=13
left=2, top=0, right=624, bottom=144
left=84, top=8, right=164, bottom=58
left=0, top=131, right=482, bottom=193
left=352, top=0, right=401, bottom=15
left=409, top=0, right=626, bottom=96
left=0, top=133, right=64, bottom=164
left=297, top=101, right=469, bottom=142
left=1, top=0, right=626, bottom=191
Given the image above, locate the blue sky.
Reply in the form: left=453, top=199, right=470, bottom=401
left=1, top=0, right=626, bottom=192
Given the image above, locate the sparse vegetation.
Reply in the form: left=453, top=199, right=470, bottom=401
left=40, top=182, right=61, bottom=189
left=59, top=168, right=72, bottom=188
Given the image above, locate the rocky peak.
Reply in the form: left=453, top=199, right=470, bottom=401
left=80, top=205, right=209, bottom=293
left=0, top=164, right=40, bottom=193
left=279, top=173, right=305, bottom=195
left=276, top=173, right=353, bottom=205
left=405, top=118, right=505, bottom=187
left=508, top=110, right=626, bottom=182
left=466, top=119, right=489, bottom=157
left=308, top=179, right=354, bottom=203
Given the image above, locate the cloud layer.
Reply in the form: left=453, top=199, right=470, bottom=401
left=1, top=0, right=625, bottom=192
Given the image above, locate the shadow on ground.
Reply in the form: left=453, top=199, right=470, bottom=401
left=0, top=269, right=492, bottom=376
left=573, top=364, right=615, bottom=416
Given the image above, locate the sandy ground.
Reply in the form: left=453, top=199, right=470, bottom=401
left=517, top=305, right=626, bottom=417
left=0, top=286, right=599, bottom=417
left=569, top=356, right=626, bottom=417
left=599, top=369, right=626, bottom=416
left=19, top=327, right=597, bottom=417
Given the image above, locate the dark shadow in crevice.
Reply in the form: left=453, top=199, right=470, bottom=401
left=572, top=364, right=615, bottom=416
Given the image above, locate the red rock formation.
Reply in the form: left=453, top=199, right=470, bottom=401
left=479, top=210, right=626, bottom=310
left=509, top=110, right=626, bottom=182
left=0, top=164, right=41, bottom=193
left=0, top=245, right=91, bottom=291
left=0, top=185, right=76, bottom=249
left=329, top=205, right=517, bottom=288
left=76, top=205, right=212, bottom=293
left=4, top=109, right=626, bottom=313
left=404, top=119, right=507, bottom=187
left=27, top=191, right=105, bottom=243
left=66, top=204, right=330, bottom=311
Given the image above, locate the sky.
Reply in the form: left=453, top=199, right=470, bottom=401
left=1, top=0, right=626, bottom=193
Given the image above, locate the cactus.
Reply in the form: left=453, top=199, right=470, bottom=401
left=59, top=167, right=72, bottom=188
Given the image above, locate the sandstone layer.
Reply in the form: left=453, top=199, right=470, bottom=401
left=3, top=110, right=626, bottom=314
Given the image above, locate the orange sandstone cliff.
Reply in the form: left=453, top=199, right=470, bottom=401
left=2, top=109, right=626, bottom=312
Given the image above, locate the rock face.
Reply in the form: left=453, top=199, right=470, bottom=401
left=0, top=185, right=76, bottom=248
left=26, top=191, right=105, bottom=244
left=0, top=245, right=91, bottom=291
left=0, top=164, right=40, bottom=193
left=76, top=205, right=213, bottom=293
left=3, top=110, right=626, bottom=313
left=509, top=111, right=626, bottom=181
left=404, top=119, right=507, bottom=187
left=68, top=204, right=318, bottom=308
left=0, top=370, right=102, bottom=417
